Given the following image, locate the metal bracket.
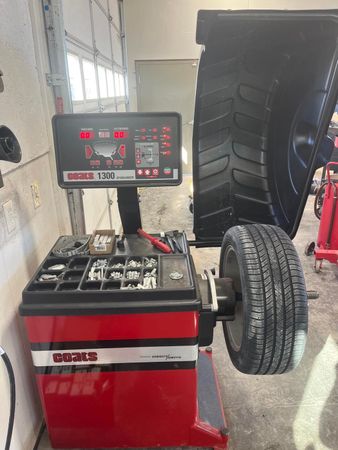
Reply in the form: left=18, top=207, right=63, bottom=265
left=204, top=269, right=218, bottom=312
left=46, top=73, right=67, bottom=86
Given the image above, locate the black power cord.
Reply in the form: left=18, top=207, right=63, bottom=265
left=0, top=346, right=15, bottom=450
left=32, top=421, right=46, bottom=450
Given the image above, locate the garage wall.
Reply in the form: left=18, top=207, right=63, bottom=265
left=124, top=0, right=338, bottom=111
left=62, top=0, right=128, bottom=233
left=0, top=1, right=71, bottom=449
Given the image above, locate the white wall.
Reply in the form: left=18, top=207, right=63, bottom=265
left=0, top=1, right=70, bottom=448
left=124, top=0, right=338, bottom=111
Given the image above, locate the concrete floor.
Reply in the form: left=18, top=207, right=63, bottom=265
left=40, top=176, right=338, bottom=450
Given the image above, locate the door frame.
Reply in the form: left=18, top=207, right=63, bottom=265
left=135, top=59, right=198, bottom=112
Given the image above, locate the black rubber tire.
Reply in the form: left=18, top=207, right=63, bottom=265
left=314, top=182, right=327, bottom=219
left=304, top=241, right=316, bottom=256
left=219, top=224, right=308, bottom=375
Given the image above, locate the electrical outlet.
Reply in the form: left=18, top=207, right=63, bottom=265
left=3, top=200, right=16, bottom=233
left=31, top=181, right=41, bottom=209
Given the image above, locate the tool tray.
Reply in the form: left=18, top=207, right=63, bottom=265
left=20, top=233, right=200, bottom=315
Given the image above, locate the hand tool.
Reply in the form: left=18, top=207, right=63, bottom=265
left=137, top=228, right=172, bottom=253
left=160, top=231, right=175, bottom=253
left=166, top=230, right=183, bottom=253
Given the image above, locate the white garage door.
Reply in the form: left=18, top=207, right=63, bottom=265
left=61, top=0, right=128, bottom=233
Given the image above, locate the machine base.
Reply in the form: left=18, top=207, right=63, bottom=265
left=191, top=349, right=229, bottom=449
left=315, top=247, right=338, bottom=265
left=43, top=349, right=228, bottom=449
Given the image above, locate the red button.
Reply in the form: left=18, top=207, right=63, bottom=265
left=119, top=144, right=126, bottom=158
left=85, top=145, right=93, bottom=159
left=152, top=169, right=159, bottom=176
left=137, top=169, right=143, bottom=176
left=145, top=169, right=151, bottom=176
left=136, top=159, right=141, bottom=164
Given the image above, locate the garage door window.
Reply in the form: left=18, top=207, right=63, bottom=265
left=98, top=65, right=108, bottom=98
left=114, top=72, right=121, bottom=96
left=66, top=53, right=84, bottom=101
left=107, top=69, right=115, bottom=97
left=83, top=59, right=98, bottom=100
left=119, top=73, right=125, bottom=97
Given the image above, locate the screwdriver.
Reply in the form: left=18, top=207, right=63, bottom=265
left=137, top=228, right=172, bottom=253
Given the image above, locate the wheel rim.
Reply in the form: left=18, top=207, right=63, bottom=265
left=223, top=245, right=243, bottom=352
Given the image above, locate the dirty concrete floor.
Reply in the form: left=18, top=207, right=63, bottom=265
left=40, top=176, right=338, bottom=450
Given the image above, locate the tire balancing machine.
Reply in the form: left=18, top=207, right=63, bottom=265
left=20, top=112, right=308, bottom=449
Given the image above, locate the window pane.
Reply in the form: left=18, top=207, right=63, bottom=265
left=114, top=72, right=121, bottom=96
left=98, top=65, right=108, bottom=98
left=119, top=73, right=125, bottom=96
left=106, top=69, right=115, bottom=97
left=67, top=53, right=83, bottom=101
left=83, top=59, right=98, bottom=100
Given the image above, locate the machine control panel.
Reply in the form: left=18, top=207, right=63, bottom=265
left=52, top=112, right=182, bottom=188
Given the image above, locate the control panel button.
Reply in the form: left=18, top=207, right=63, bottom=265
left=164, top=167, right=172, bottom=175
left=152, top=168, right=159, bottom=176
left=137, top=169, right=143, bottom=176
left=119, top=144, right=126, bottom=158
left=85, top=145, right=93, bottom=159
left=145, top=169, right=151, bottom=176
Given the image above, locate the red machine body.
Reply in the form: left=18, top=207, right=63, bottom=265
left=24, top=312, right=227, bottom=449
left=315, top=162, right=338, bottom=266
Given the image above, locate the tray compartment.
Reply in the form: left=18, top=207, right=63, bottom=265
left=102, top=281, right=121, bottom=290
left=81, top=281, right=102, bottom=291
left=143, top=256, right=158, bottom=268
left=57, top=282, right=79, bottom=291
left=109, top=256, right=126, bottom=268
left=63, top=270, right=84, bottom=281
left=28, top=282, right=58, bottom=291
left=36, top=271, right=63, bottom=283
left=42, top=257, right=69, bottom=271
left=126, top=256, right=142, bottom=268
left=68, top=257, right=90, bottom=270
left=106, top=268, right=124, bottom=280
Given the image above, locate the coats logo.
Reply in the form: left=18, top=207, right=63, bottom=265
left=67, top=172, right=94, bottom=180
left=52, top=352, right=98, bottom=363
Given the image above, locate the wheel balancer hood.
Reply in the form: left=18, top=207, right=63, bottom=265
left=192, top=9, right=338, bottom=245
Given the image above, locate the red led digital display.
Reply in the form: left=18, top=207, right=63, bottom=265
left=114, top=131, right=129, bottom=139
left=79, top=131, right=95, bottom=140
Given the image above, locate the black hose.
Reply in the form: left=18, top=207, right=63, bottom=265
left=0, top=347, right=16, bottom=450
left=32, top=421, right=46, bottom=450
